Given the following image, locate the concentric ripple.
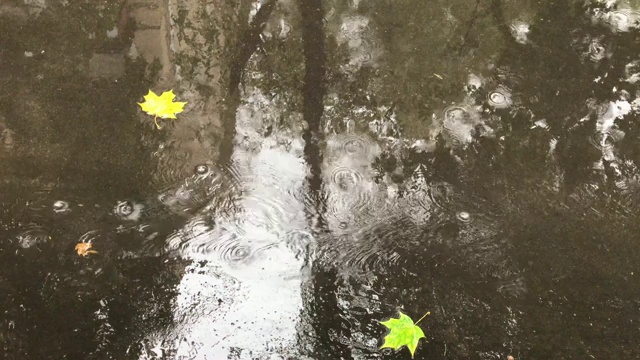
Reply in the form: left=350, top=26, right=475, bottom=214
left=326, top=133, right=377, bottom=161
left=487, top=86, right=513, bottom=109
left=587, top=38, right=607, bottom=62
left=52, top=200, right=71, bottom=214
left=330, top=167, right=363, bottom=191
left=442, top=106, right=478, bottom=146
left=78, top=229, right=102, bottom=244
left=608, top=9, right=640, bottom=32
left=341, top=242, right=402, bottom=272
left=428, top=181, right=459, bottom=211
left=456, top=211, right=471, bottom=223
left=221, top=242, right=253, bottom=263
left=152, top=147, right=194, bottom=189
left=325, top=167, right=376, bottom=230
left=16, top=224, right=49, bottom=249
left=194, top=164, right=210, bottom=176
left=588, top=131, right=616, bottom=151
left=466, top=74, right=484, bottom=93
left=318, top=216, right=417, bottom=273
left=113, top=200, right=144, bottom=221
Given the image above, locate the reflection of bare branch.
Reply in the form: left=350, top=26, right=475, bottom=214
left=490, top=0, right=517, bottom=43
left=456, top=0, right=482, bottom=54
left=221, top=0, right=278, bottom=163
left=229, top=0, right=278, bottom=96
left=298, top=0, right=328, bottom=229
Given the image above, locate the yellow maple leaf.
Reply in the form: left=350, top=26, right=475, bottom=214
left=75, top=241, right=97, bottom=257
left=138, top=90, right=187, bottom=129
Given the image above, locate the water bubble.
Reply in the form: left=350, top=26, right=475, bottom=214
left=113, top=200, right=143, bottom=221
left=117, top=201, right=133, bottom=216
left=466, top=74, right=484, bottom=93
left=487, top=87, right=512, bottom=109
left=456, top=211, right=471, bottom=222
left=52, top=200, right=70, bottom=214
left=194, top=164, right=209, bottom=175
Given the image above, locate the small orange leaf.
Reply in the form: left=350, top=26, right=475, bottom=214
left=75, top=241, right=97, bottom=257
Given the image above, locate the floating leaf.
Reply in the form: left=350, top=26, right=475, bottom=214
left=138, top=89, right=187, bottom=129
left=75, top=241, right=97, bottom=257
left=380, top=311, right=430, bottom=358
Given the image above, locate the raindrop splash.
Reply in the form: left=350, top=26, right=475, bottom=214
left=487, top=86, right=513, bottom=109
left=113, top=200, right=144, bottom=221
left=16, top=224, right=49, bottom=249
left=52, top=200, right=71, bottom=214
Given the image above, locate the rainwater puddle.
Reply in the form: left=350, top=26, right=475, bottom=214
left=2, top=0, right=640, bottom=359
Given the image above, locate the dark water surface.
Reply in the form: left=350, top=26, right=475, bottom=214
left=2, top=0, right=640, bottom=358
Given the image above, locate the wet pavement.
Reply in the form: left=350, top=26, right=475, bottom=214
left=2, top=0, right=640, bottom=359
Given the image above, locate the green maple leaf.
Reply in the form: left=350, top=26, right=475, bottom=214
left=380, top=311, right=430, bottom=358
left=138, top=89, right=187, bottom=129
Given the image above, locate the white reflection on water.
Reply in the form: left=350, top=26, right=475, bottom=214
left=141, top=86, right=310, bottom=359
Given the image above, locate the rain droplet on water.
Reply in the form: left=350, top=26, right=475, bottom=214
left=16, top=224, right=49, bottom=249
left=608, top=9, right=640, bottom=32
left=487, top=86, right=513, bottom=109
left=587, top=38, right=608, bottom=62
left=466, top=73, right=484, bottom=93
left=509, top=21, right=530, bottom=44
left=331, top=167, right=362, bottom=191
left=442, top=105, right=479, bottom=147
left=52, top=200, right=70, bottom=214
left=113, top=200, right=143, bottom=221
left=194, top=164, right=209, bottom=176
left=456, top=211, right=471, bottom=222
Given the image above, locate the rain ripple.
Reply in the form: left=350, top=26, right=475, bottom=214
left=113, top=200, right=144, bottom=221
left=325, top=133, right=378, bottom=162
left=607, top=9, right=640, bottom=32
left=429, top=181, right=460, bottom=211
left=158, top=163, right=240, bottom=215
left=487, top=86, right=513, bottom=109
left=15, top=224, right=49, bottom=249
left=283, top=229, right=314, bottom=260
left=589, top=129, right=624, bottom=160
left=587, top=38, right=608, bottom=62
left=52, top=200, right=71, bottom=214
left=442, top=105, right=481, bottom=147
left=318, top=216, right=415, bottom=273
left=151, top=146, right=193, bottom=188
left=324, top=166, right=377, bottom=230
